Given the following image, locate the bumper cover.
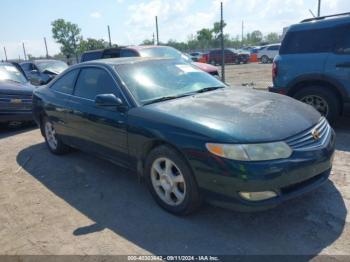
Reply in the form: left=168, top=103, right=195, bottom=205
left=0, top=111, right=33, bottom=123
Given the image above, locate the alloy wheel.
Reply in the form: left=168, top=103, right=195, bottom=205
left=300, top=95, right=329, bottom=117
left=151, top=157, right=186, bottom=206
left=44, top=121, right=58, bottom=150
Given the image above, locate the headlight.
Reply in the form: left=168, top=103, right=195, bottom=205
left=206, top=142, right=292, bottom=161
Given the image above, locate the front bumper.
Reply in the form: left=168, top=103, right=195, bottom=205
left=0, top=111, right=33, bottom=123
left=187, top=127, right=336, bottom=211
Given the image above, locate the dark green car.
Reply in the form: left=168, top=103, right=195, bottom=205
left=32, top=58, right=335, bottom=215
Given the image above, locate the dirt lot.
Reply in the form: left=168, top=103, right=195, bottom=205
left=0, top=64, right=349, bottom=259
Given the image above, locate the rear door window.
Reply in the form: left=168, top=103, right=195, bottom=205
left=334, top=25, right=350, bottom=54
left=280, top=28, right=335, bottom=54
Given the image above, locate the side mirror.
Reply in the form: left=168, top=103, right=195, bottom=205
left=95, top=94, right=124, bottom=108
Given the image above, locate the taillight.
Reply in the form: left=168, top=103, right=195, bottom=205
left=272, top=62, right=278, bottom=80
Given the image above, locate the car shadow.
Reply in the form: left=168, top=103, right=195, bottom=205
left=16, top=143, right=347, bottom=258
left=0, top=123, right=37, bottom=139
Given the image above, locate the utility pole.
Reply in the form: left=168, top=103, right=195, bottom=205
left=155, top=16, right=159, bottom=45
left=220, top=2, right=225, bottom=82
left=317, top=0, right=321, bottom=17
left=152, top=33, right=155, bottom=45
left=44, top=37, right=49, bottom=58
left=241, top=20, right=244, bottom=47
left=108, top=25, right=112, bottom=47
left=3, top=47, right=8, bottom=61
left=22, top=42, right=27, bottom=61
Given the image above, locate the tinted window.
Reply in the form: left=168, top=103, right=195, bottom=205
left=120, top=49, right=139, bottom=57
left=81, top=51, right=102, bottom=62
left=334, top=25, right=350, bottom=54
left=103, top=49, right=120, bottom=59
left=268, top=45, right=280, bottom=51
left=280, top=28, right=334, bottom=54
left=21, top=63, right=33, bottom=71
left=74, top=68, right=118, bottom=100
left=51, top=70, right=79, bottom=94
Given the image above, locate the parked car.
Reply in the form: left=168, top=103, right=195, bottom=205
left=257, top=44, right=281, bottom=63
left=33, top=57, right=335, bottom=215
left=0, top=62, right=35, bottom=126
left=208, top=48, right=250, bottom=65
left=189, top=52, right=203, bottom=62
left=81, top=46, right=219, bottom=76
left=270, top=13, right=350, bottom=123
left=20, top=59, right=68, bottom=86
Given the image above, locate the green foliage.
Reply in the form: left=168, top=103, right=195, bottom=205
left=51, top=19, right=82, bottom=59
left=264, top=32, right=280, bottom=43
left=78, top=38, right=109, bottom=53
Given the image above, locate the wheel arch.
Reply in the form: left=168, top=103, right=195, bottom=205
left=287, top=76, right=346, bottom=114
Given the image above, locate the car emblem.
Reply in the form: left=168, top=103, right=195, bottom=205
left=312, top=129, right=321, bottom=140
left=10, top=99, right=22, bottom=104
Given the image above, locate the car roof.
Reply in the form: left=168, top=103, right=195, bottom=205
left=82, top=45, right=171, bottom=54
left=290, top=15, right=350, bottom=32
left=0, top=62, right=16, bottom=66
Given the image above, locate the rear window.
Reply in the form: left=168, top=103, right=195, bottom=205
left=280, top=28, right=335, bottom=54
left=81, top=51, right=103, bottom=62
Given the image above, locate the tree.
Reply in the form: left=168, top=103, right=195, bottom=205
left=250, top=30, right=263, bottom=44
left=78, top=38, right=108, bottom=53
left=142, top=39, right=154, bottom=45
left=265, top=32, right=280, bottom=43
left=51, top=19, right=82, bottom=62
left=212, top=21, right=227, bottom=39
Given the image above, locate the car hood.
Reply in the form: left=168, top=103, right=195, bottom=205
left=145, top=88, right=321, bottom=143
left=192, top=62, right=218, bottom=73
left=0, top=81, right=35, bottom=95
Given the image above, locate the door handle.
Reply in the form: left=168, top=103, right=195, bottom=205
left=336, top=62, right=350, bottom=68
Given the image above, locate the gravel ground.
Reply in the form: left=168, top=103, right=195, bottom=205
left=0, top=64, right=349, bottom=259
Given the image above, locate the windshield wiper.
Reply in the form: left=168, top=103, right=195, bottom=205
left=143, top=94, right=191, bottom=105
left=194, top=86, right=225, bottom=93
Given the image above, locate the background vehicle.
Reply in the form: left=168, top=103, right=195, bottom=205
left=20, top=59, right=68, bottom=86
left=33, top=58, right=334, bottom=215
left=0, top=62, right=34, bottom=126
left=208, top=48, right=250, bottom=65
left=81, top=46, right=219, bottom=76
left=270, top=13, right=350, bottom=123
left=189, top=52, right=203, bottom=62
left=257, top=44, right=281, bottom=63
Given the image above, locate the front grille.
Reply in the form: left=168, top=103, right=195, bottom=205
left=0, top=93, right=33, bottom=111
left=286, top=117, right=331, bottom=150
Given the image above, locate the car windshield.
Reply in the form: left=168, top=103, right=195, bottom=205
left=116, top=60, right=226, bottom=105
left=138, top=47, right=192, bottom=63
left=36, top=60, right=68, bottom=73
left=0, top=64, right=27, bottom=84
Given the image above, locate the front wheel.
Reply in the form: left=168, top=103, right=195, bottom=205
left=145, top=145, right=202, bottom=215
left=43, top=117, right=70, bottom=154
left=294, top=86, right=340, bottom=124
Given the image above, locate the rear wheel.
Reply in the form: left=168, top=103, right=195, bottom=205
left=145, top=145, right=202, bottom=215
left=43, top=117, right=70, bottom=154
left=294, top=86, right=340, bottom=124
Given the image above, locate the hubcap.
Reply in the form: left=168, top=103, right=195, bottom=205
left=44, top=121, right=58, bottom=150
left=151, top=157, right=186, bottom=206
left=300, top=95, right=329, bottom=116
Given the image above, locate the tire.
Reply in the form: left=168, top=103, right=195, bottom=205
left=261, top=55, right=269, bottom=64
left=145, top=145, right=202, bottom=215
left=234, top=58, right=240, bottom=65
left=293, top=86, right=340, bottom=124
left=42, top=117, right=70, bottom=154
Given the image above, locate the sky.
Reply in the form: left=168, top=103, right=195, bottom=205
left=0, top=0, right=349, bottom=60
